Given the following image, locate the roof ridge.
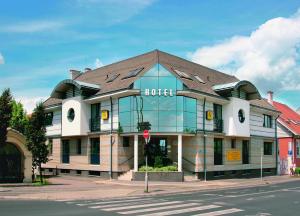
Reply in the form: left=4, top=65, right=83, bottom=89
left=75, top=49, right=159, bottom=80
left=157, top=50, right=239, bottom=81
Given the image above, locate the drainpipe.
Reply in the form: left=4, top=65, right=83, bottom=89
left=275, top=115, right=279, bottom=175
left=110, top=96, right=113, bottom=180
left=203, top=98, right=207, bottom=181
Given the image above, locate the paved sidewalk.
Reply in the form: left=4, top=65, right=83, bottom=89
left=0, top=175, right=299, bottom=201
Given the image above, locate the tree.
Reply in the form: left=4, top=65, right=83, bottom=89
left=25, top=102, right=48, bottom=183
left=10, top=100, right=28, bottom=134
left=0, top=88, right=13, bottom=149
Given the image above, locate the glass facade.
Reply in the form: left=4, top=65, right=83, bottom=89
left=119, top=64, right=197, bottom=133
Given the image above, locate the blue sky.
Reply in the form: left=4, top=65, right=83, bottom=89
left=0, top=0, right=300, bottom=112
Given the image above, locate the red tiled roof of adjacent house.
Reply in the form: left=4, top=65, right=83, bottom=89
left=273, top=101, right=300, bottom=135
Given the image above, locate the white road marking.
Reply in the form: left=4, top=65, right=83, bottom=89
left=192, top=208, right=243, bottom=216
left=224, top=186, right=300, bottom=198
left=77, top=197, right=153, bottom=206
left=55, top=199, right=73, bottom=202
left=101, top=201, right=181, bottom=211
left=119, top=202, right=199, bottom=214
left=88, top=199, right=156, bottom=209
left=139, top=205, right=221, bottom=216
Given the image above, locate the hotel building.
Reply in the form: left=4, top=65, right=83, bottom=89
left=42, top=50, right=280, bottom=180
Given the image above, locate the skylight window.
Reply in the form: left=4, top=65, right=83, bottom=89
left=122, top=67, right=144, bottom=79
left=194, top=75, right=206, bottom=84
left=106, top=74, right=120, bottom=83
left=173, top=69, right=192, bottom=80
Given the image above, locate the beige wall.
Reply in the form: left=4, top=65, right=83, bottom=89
left=43, top=133, right=276, bottom=174
left=43, top=134, right=124, bottom=172
left=182, top=134, right=276, bottom=172
left=7, top=129, right=32, bottom=183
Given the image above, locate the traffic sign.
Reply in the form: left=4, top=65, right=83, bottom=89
left=143, top=130, right=149, bottom=139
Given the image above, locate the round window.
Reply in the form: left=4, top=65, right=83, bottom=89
left=238, top=109, right=245, bottom=123
left=67, top=108, right=75, bottom=122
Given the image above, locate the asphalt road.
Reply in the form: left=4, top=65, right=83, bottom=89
left=1, top=180, right=300, bottom=216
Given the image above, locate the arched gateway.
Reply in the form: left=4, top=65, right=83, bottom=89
left=0, top=129, right=32, bottom=183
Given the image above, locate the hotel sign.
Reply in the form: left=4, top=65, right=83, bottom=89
left=144, top=89, right=174, bottom=96
left=226, top=150, right=241, bottom=161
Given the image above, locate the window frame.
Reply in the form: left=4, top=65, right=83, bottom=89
left=263, top=114, right=272, bottom=128
left=231, top=139, right=236, bottom=149
left=123, top=137, right=130, bottom=147
left=48, top=139, right=53, bottom=155
left=76, top=139, right=82, bottom=155
left=296, top=140, right=300, bottom=158
left=214, top=138, right=223, bottom=165
left=264, top=142, right=273, bottom=156
left=45, top=112, right=54, bottom=126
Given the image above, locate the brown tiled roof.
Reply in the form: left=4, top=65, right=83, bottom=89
left=43, top=49, right=269, bottom=110
left=250, top=98, right=279, bottom=112
left=43, top=97, right=62, bottom=108
left=75, top=50, right=239, bottom=96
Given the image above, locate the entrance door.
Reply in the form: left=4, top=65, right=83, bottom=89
left=147, top=137, right=168, bottom=166
left=242, top=140, right=249, bottom=164
left=0, top=143, right=23, bottom=183
left=62, top=140, right=70, bottom=164
left=90, top=138, right=100, bottom=165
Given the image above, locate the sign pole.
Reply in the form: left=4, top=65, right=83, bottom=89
left=145, top=146, right=148, bottom=193
left=261, top=146, right=263, bottom=181
left=143, top=130, right=150, bottom=193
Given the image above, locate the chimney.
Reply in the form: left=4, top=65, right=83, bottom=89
left=267, top=91, right=273, bottom=105
left=84, top=68, right=92, bottom=72
left=70, top=69, right=81, bottom=79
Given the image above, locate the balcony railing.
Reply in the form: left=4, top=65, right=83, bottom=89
left=213, top=119, right=223, bottom=133
left=90, top=117, right=100, bottom=132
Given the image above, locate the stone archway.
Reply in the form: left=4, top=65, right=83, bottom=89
left=0, top=128, right=32, bottom=183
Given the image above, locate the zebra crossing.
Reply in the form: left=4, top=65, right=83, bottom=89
left=61, top=197, right=244, bottom=216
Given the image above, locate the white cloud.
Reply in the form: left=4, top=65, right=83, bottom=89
left=16, top=96, right=47, bottom=114
left=0, top=53, right=3, bottom=64
left=190, top=9, right=300, bottom=93
left=95, top=58, right=104, bottom=68
left=1, top=20, right=65, bottom=33
left=70, top=0, right=156, bottom=25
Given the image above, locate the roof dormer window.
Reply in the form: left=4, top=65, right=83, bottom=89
left=122, top=68, right=144, bottom=80
left=173, top=69, right=192, bottom=80
left=194, top=75, right=206, bottom=84
left=106, top=74, right=120, bottom=83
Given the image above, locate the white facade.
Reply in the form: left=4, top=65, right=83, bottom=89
left=223, top=97, right=250, bottom=137
left=46, top=108, right=61, bottom=137
left=61, top=96, right=91, bottom=136
left=250, top=107, right=276, bottom=137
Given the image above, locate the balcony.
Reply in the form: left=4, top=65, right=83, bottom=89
left=90, top=117, right=100, bottom=132
left=213, top=119, right=223, bottom=133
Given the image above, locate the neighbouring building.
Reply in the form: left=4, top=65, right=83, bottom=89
left=268, top=92, right=300, bottom=174
left=0, top=128, right=32, bottom=183
left=42, top=50, right=280, bottom=181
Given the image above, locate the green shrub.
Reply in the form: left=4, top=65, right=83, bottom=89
left=154, top=156, right=163, bottom=168
left=138, top=165, right=177, bottom=172
left=295, top=167, right=300, bottom=175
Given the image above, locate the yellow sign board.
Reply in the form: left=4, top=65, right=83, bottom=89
left=226, top=150, right=241, bottom=161
left=206, top=110, right=214, bottom=120
left=101, top=110, right=109, bottom=120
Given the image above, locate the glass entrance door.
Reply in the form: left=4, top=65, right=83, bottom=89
left=147, top=137, right=169, bottom=166
left=242, top=140, right=249, bottom=164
